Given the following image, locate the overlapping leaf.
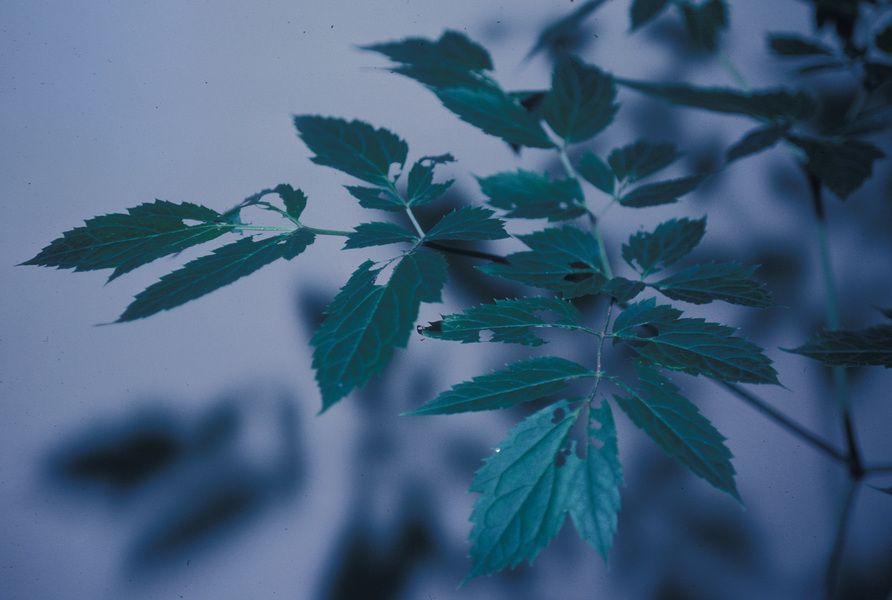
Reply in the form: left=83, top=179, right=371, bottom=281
left=294, top=116, right=408, bottom=186
left=651, top=261, right=776, bottom=308
left=613, top=298, right=779, bottom=384
left=726, top=123, right=789, bottom=162
left=117, top=229, right=315, bottom=322
left=784, top=325, right=892, bottom=368
left=465, top=400, right=582, bottom=580
left=312, top=251, right=449, bottom=411
left=478, top=169, right=586, bottom=221
left=418, top=296, right=584, bottom=346
left=424, top=206, right=508, bottom=242
left=768, top=34, right=833, bottom=57
left=344, top=222, right=418, bottom=249
left=614, top=363, right=740, bottom=500
left=577, top=152, right=615, bottom=194
left=787, top=135, right=886, bottom=200
left=543, top=54, right=618, bottom=143
left=22, top=200, right=232, bottom=281
left=406, top=357, right=593, bottom=415
left=608, top=140, right=679, bottom=182
left=619, top=175, right=705, bottom=207
left=622, top=217, right=706, bottom=276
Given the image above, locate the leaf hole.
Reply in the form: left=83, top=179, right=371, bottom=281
left=551, top=407, right=566, bottom=424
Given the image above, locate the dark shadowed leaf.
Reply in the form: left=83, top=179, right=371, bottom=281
left=619, top=175, right=705, bottom=207
left=294, top=116, right=408, bottom=186
left=652, top=261, right=776, bottom=308
left=622, top=217, right=706, bottom=276
left=615, top=363, right=740, bottom=500
left=631, top=0, right=672, bottom=30
left=768, top=34, right=834, bottom=56
left=544, top=54, right=618, bottom=143
left=608, top=140, right=680, bottom=182
left=877, top=24, right=892, bottom=54
left=577, top=151, right=615, bottom=194
left=787, top=135, right=886, bottom=200
left=526, top=0, right=611, bottom=61
left=680, top=0, right=728, bottom=51
left=117, top=229, right=315, bottom=322
left=424, top=206, right=509, bottom=242
left=726, top=123, right=789, bottom=162
left=344, top=222, right=418, bottom=249
left=478, top=169, right=586, bottom=221
left=784, top=325, right=892, bottom=368
left=406, top=154, right=455, bottom=206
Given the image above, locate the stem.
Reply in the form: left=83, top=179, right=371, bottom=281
left=823, top=480, right=860, bottom=600
left=405, top=206, right=426, bottom=238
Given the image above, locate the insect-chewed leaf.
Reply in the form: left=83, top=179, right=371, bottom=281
left=680, top=0, right=727, bottom=51
left=617, top=78, right=816, bottom=121
left=543, top=54, right=618, bottom=144
left=726, top=122, right=789, bottom=162
left=477, top=169, right=586, bottom=221
left=435, top=86, right=556, bottom=149
left=464, top=400, right=582, bottom=581
left=614, top=363, right=740, bottom=501
left=293, top=116, right=408, bottom=186
left=22, top=200, right=232, bottom=282
left=577, top=152, right=615, bottom=194
left=274, top=184, right=308, bottom=220
left=651, top=261, right=776, bottom=308
left=479, top=226, right=608, bottom=298
left=622, top=217, right=706, bottom=276
left=608, top=140, right=680, bottom=183
left=526, top=0, right=610, bottom=61
left=406, top=357, right=594, bottom=415
left=619, top=175, right=705, bottom=207
left=768, top=34, right=834, bottom=57
left=783, top=324, right=892, bottom=368
left=117, top=229, right=315, bottom=322
left=424, top=206, right=509, bottom=242
left=407, top=154, right=455, bottom=207
left=565, top=400, right=623, bottom=560
left=344, top=222, right=418, bottom=249
left=345, top=185, right=404, bottom=211
left=787, top=135, right=886, bottom=200
left=631, top=0, right=671, bottom=30
left=613, top=298, right=779, bottom=384
left=420, top=296, right=584, bottom=346
left=312, top=251, right=448, bottom=412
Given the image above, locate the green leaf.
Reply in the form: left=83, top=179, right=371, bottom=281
left=619, top=175, right=705, bottom=207
left=768, top=34, right=834, bottom=57
left=312, top=251, right=449, bottom=411
left=680, top=0, right=727, bottom=52
left=565, top=400, right=623, bottom=560
left=117, top=229, right=315, bottom=322
left=526, top=0, right=611, bottom=61
left=783, top=325, right=892, bottom=368
left=274, top=184, right=308, bottom=221
left=618, top=79, right=816, bottom=121
left=651, top=261, right=776, bottom=308
left=406, top=357, right=593, bottom=415
left=345, top=185, right=404, bottom=211
left=406, top=154, right=455, bottom=207
left=622, top=217, right=706, bottom=276
left=22, top=200, right=232, bottom=282
left=787, top=135, right=886, bottom=200
left=293, top=116, right=408, bottom=186
left=344, top=222, right=418, bottom=249
left=604, top=277, right=647, bottom=303
left=434, top=86, right=556, bottom=149
left=477, top=169, right=587, bottom=221
left=577, top=152, right=615, bottom=194
left=608, top=140, right=680, bottom=182
left=424, top=206, right=509, bottom=242
left=464, top=400, right=582, bottom=581
left=726, top=122, right=788, bottom=162
left=615, top=363, right=740, bottom=500
left=479, top=226, right=608, bottom=298
left=419, top=296, right=584, bottom=346
left=613, top=298, right=780, bottom=384
left=631, top=0, right=671, bottom=29
left=543, top=54, right=618, bottom=143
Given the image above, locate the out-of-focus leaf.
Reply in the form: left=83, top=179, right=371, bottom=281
left=631, top=0, right=672, bottom=30
left=543, top=54, right=618, bottom=143
left=526, top=0, right=611, bottom=61
left=424, top=206, right=509, bottom=242
left=876, top=24, right=892, bottom=54
left=22, top=200, right=232, bottom=282
left=784, top=324, right=892, bottom=368
left=680, top=0, right=728, bottom=52
left=117, top=230, right=315, bottom=322
left=615, top=363, right=740, bottom=500
left=345, top=185, right=404, bottom=211
left=478, top=169, right=586, bottom=221
left=577, top=151, right=615, bottom=194
left=312, top=251, right=449, bottom=411
left=622, top=217, right=706, bottom=276
left=619, top=175, right=705, bottom=207
left=787, top=135, right=886, bottom=200
left=406, top=154, right=455, bottom=206
left=344, top=222, right=418, bottom=249
left=726, top=123, right=788, bottom=162
left=608, top=140, right=680, bottom=182
left=613, top=298, right=780, bottom=384
left=768, top=34, right=834, bottom=56
left=651, top=261, right=776, bottom=308
left=294, top=116, right=407, bottom=186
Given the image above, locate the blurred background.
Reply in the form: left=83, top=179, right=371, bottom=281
left=3, top=1, right=892, bottom=598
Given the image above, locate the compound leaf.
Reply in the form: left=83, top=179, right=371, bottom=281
left=726, top=122, right=788, bottom=162
left=312, top=251, right=449, bottom=411
left=478, top=169, right=586, bottom=221
left=784, top=325, right=892, bottom=368
left=344, top=222, right=418, bottom=249
left=622, top=217, right=706, bottom=276
left=652, top=261, right=776, bottom=308
left=631, top=0, right=672, bottom=29
left=768, top=34, right=834, bottom=57
left=294, top=116, right=408, bottom=186
left=544, top=54, right=618, bottom=143
left=464, top=401, right=582, bottom=580
left=577, top=152, right=615, bottom=194
left=787, top=135, right=886, bottom=200
left=406, top=357, right=593, bottom=415
left=613, top=298, right=779, bottom=384
left=608, top=140, right=680, bottom=183
left=117, top=229, right=315, bottom=322
left=424, top=206, right=509, bottom=242
left=619, top=175, right=705, bottom=207
left=615, top=363, right=740, bottom=500
left=23, top=200, right=232, bottom=282
left=407, top=154, right=455, bottom=207
left=435, top=86, right=555, bottom=149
